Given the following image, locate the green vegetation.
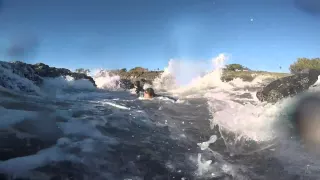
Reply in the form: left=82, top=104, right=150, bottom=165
left=61, top=58, right=320, bottom=82
left=222, top=70, right=289, bottom=82
left=75, top=68, right=90, bottom=75
left=120, top=68, right=127, bottom=72
left=224, top=63, right=249, bottom=71
left=129, top=67, right=148, bottom=72
left=289, top=58, right=320, bottom=74
left=78, top=62, right=293, bottom=83
left=109, top=67, right=162, bottom=80
left=221, top=63, right=289, bottom=81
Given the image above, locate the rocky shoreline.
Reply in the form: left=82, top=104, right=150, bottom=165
left=108, top=69, right=162, bottom=89
left=109, top=69, right=162, bottom=83
left=0, top=61, right=164, bottom=93
left=3, top=60, right=318, bottom=104
left=0, top=61, right=96, bottom=94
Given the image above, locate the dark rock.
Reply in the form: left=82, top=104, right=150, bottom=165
left=0, top=61, right=97, bottom=94
left=110, top=70, right=161, bottom=89
left=10, top=61, right=43, bottom=85
left=118, top=78, right=155, bottom=90
left=0, top=61, right=41, bottom=94
left=119, top=79, right=134, bottom=89
left=256, top=69, right=320, bottom=103
left=140, top=78, right=153, bottom=86
left=31, top=63, right=96, bottom=86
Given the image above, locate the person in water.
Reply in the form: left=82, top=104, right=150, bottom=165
left=143, top=87, right=177, bottom=101
left=143, top=87, right=156, bottom=99
left=132, top=81, right=176, bottom=101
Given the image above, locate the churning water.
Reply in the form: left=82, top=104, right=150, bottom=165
left=1, top=54, right=320, bottom=180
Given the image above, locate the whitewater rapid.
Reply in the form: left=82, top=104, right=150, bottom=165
left=1, top=54, right=320, bottom=179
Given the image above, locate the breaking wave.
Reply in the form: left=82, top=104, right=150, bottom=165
left=91, top=69, right=121, bottom=90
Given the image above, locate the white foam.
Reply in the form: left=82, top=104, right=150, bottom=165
left=0, top=64, right=41, bottom=95
left=42, top=76, right=96, bottom=91
left=155, top=96, right=176, bottom=103
left=152, top=68, right=177, bottom=91
left=197, top=135, right=218, bottom=151
left=0, top=146, right=77, bottom=174
left=143, top=83, right=152, bottom=89
left=209, top=100, right=279, bottom=142
left=92, top=70, right=121, bottom=90
left=58, top=119, right=104, bottom=138
left=196, top=153, right=213, bottom=176
left=102, top=101, right=131, bottom=110
left=153, top=54, right=288, bottom=156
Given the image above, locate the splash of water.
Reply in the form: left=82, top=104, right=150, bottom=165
left=92, top=69, right=121, bottom=90
left=153, top=54, right=231, bottom=94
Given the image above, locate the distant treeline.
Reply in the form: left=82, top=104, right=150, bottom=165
left=74, top=57, right=320, bottom=76
left=225, top=58, right=320, bottom=74
left=74, top=67, right=162, bottom=76
left=223, top=64, right=250, bottom=71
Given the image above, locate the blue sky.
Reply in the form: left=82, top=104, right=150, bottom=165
left=0, top=0, right=319, bottom=72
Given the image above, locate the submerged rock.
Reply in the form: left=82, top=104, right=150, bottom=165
left=256, top=69, right=320, bottom=103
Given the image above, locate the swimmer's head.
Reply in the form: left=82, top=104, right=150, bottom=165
left=144, top=88, right=155, bottom=99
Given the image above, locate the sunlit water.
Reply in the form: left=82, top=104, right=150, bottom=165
left=1, top=54, right=320, bottom=180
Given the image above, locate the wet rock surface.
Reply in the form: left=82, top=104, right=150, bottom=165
left=0, top=61, right=96, bottom=94
left=31, top=62, right=96, bottom=86
left=256, top=69, right=320, bottom=103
